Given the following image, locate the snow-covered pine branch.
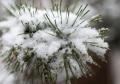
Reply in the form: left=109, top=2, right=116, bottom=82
left=0, top=2, right=108, bottom=84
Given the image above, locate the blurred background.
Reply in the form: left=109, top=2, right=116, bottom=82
left=0, top=0, right=120, bottom=84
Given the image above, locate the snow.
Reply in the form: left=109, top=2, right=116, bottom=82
left=71, top=38, right=88, bottom=55
left=87, top=38, right=108, bottom=57
left=0, top=5, right=109, bottom=84
left=48, top=41, right=61, bottom=55
left=0, top=59, right=15, bottom=84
